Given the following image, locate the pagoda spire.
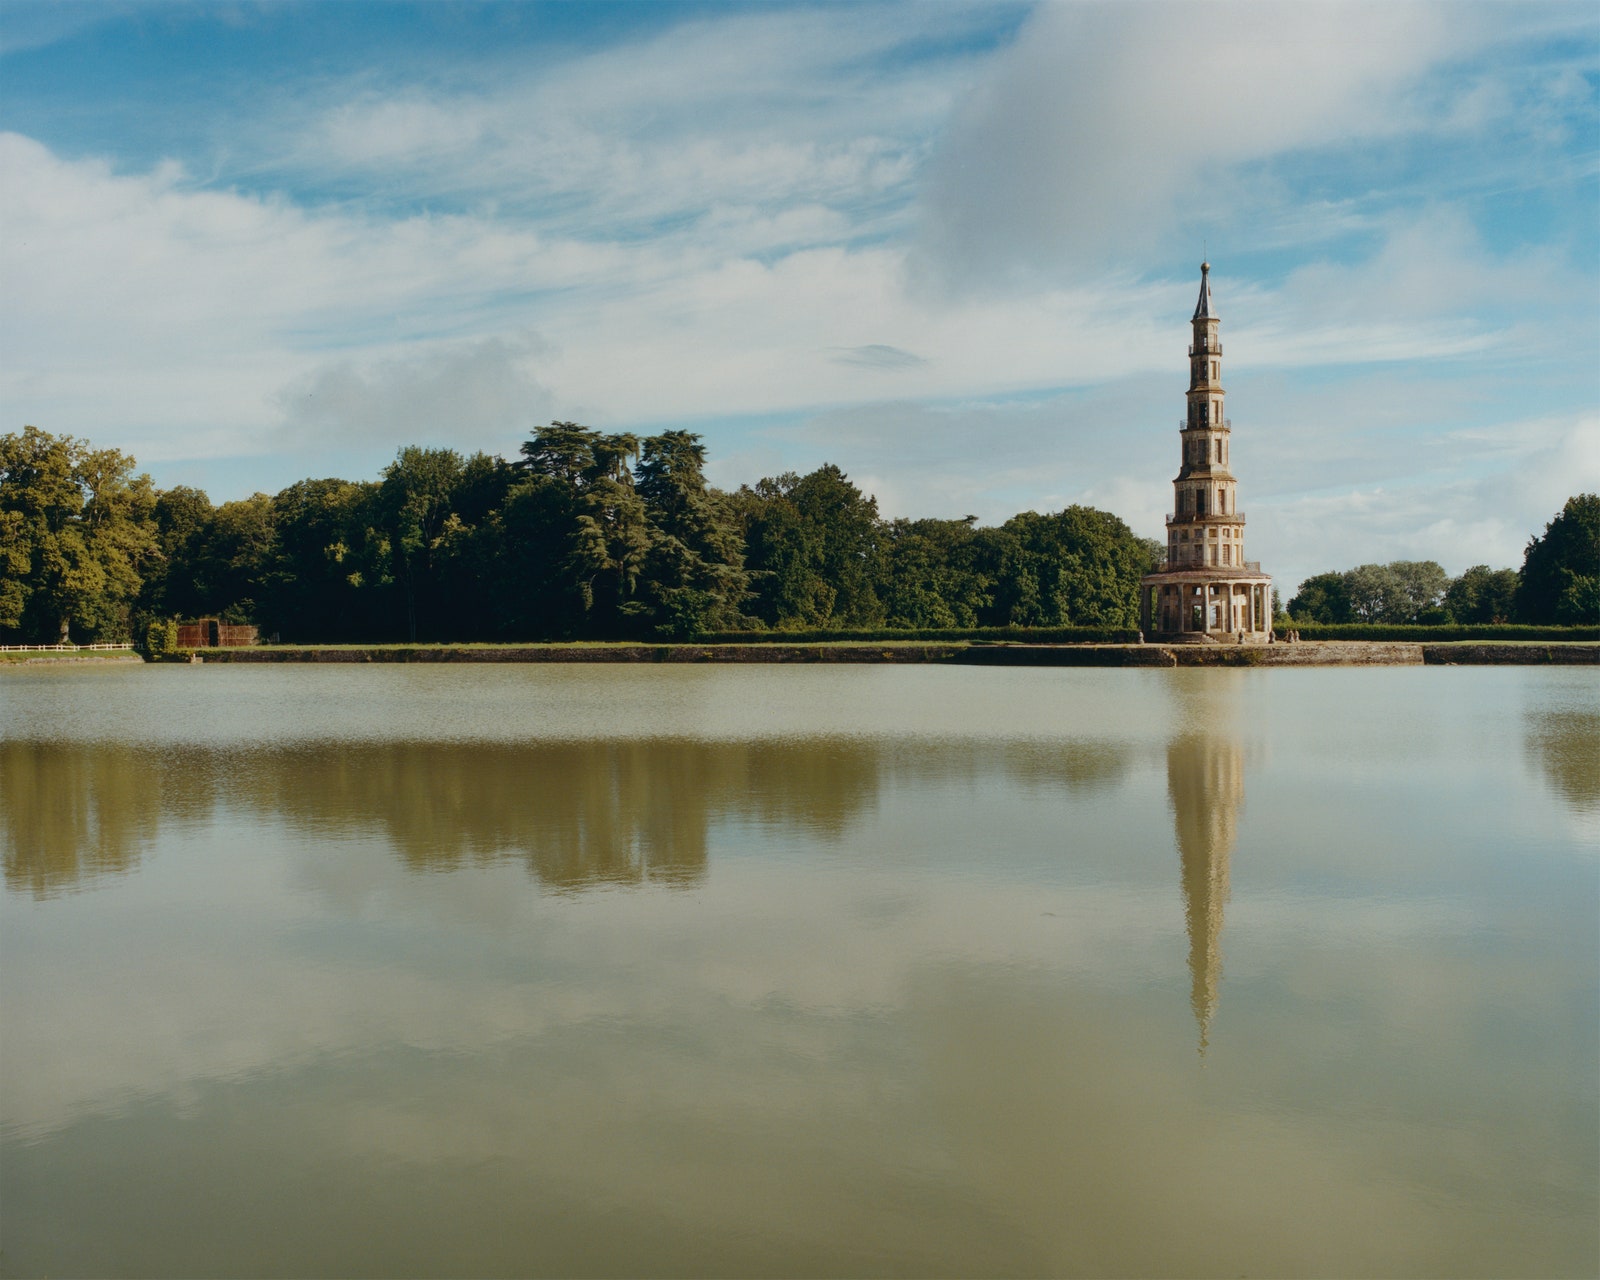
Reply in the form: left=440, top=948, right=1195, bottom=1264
left=1138, top=261, right=1272, bottom=641
left=1192, top=260, right=1218, bottom=321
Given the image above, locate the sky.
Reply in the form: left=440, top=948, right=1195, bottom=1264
left=1, top=0, right=1596, bottom=593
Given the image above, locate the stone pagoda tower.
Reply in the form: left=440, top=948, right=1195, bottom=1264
left=1140, top=263, right=1273, bottom=640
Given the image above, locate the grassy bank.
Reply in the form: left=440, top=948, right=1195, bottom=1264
left=0, top=649, right=142, bottom=665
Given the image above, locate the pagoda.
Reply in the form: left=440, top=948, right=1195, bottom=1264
left=1139, top=263, right=1273, bottom=640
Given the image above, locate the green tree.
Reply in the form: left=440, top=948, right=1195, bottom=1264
left=265, top=477, right=389, bottom=641
left=978, top=506, right=1152, bottom=628
left=513, top=422, right=658, bottom=636
left=0, top=426, right=156, bottom=643
left=1443, top=565, right=1519, bottom=624
left=429, top=453, right=517, bottom=640
left=519, top=421, right=597, bottom=487
left=143, top=485, right=214, bottom=619
left=1287, top=572, right=1351, bottom=623
left=1342, top=563, right=1408, bottom=623
left=1518, top=494, right=1600, bottom=625
left=571, top=431, right=650, bottom=629
left=788, top=465, right=885, bottom=627
left=1387, top=560, right=1449, bottom=622
left=192, top=493, right=277, bottom=623
left=731, top=476, right=834, bottom=629
left=880, top=516, right=992, bottom=629
left=480, top=472, right=584, bottom=638
left=733, top=466, right=892, bottom=629
left=633, top=430, right=750, bottom=637
left=1293, top=559, right=1465, bottom=625
left=380, top=447, right=467, bottom=641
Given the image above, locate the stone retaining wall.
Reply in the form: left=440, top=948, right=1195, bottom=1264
left=189, top=641, right=1596, bottom=666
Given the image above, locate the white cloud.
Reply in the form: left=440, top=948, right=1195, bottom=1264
left=0, top=1, right=132, bottom=56
left=831, top=344, right=928, bottom=369
left=915, top=1, right=1521, bottom=286
left=285, top=3, right=986, bottom=240
left=2, top=2, right=1594, bottom=587
left=1269, top=207, right=1578, bottom=332
left=1254, top=412, right=1600, bottom=590
left=5, top=120, right=1588, bottom=583
left=275, top=334, right=556, bottom=453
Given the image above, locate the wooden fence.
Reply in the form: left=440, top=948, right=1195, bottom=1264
left=176, top=620, right=259, bottom=648
left=0, top=643, right=135, bottom=652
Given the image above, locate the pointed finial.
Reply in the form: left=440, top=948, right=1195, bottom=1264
left=1193, top=261, right=1218, bottom=321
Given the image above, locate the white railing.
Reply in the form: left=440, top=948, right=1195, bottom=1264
left=0, top=642, right=135, bottom=652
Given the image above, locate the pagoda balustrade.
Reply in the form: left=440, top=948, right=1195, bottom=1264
left=1152, top=554, right=1261, bottom=572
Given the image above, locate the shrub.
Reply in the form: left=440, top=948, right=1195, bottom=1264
left=142, top=617, right=179, bottom=659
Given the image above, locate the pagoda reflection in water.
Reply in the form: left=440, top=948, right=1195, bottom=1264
left=1167, top=732, right=1243, bottom=1054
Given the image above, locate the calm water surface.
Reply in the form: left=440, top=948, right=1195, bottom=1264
left=1, top=664, right=1596, bottom=1278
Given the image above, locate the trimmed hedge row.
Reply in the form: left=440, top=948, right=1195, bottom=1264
left=689, top=626, right=1142, bottom=645
left=1275, top=623, right=1598, bottom=642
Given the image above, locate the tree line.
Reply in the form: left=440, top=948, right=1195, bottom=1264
left=1285, top=495, right=1599, bottom=627
left=0, top=424, right=1161, bottom=644
left=4, top=424, right=1593, bottom=645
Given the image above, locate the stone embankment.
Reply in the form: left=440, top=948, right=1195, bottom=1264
left=194, top=643, right=969, bottom=664
left=1420, top=643, right=1598, bottom=665
left=187, top=641, right=1597, bottom=666
left=960, top=641, right=1427, bottom=666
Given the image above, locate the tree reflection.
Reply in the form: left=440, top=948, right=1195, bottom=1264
left=241, top=740, right=887, bottom=891
left=0, top=743, right=219, bottom=897
left=4, top=736, right=1135, bottom=898
left=1524, top=709, right=1600, bottom=815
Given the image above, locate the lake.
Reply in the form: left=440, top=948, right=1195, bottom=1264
left=1, top=664, right=1595, bottom=1278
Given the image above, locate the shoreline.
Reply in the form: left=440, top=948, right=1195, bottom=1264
left=141, top=640, right=1600, bottom=666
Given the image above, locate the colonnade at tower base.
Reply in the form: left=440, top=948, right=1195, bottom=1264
left=1140, top=570, right=1274, bottom=642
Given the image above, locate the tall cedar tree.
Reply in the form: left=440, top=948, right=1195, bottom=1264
left=633, top=430, right=751, bottom=637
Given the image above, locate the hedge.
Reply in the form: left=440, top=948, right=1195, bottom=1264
left=689, top=626, right=1142, bottom=645
left=1273, top=623, right=1598, bottom=642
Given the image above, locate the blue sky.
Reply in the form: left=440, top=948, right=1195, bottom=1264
left=2, top=0, right=1596, bottom=591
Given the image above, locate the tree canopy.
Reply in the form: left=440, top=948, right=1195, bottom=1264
left=0, top=426, right=156, bottom=642
left=1286, top=499, right=1599, bottom=628
left=6, top=424, right=1592, bottom=645
left=1517, top=494, right=1599, bottom=625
